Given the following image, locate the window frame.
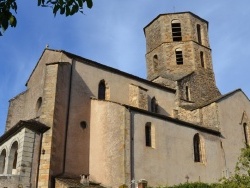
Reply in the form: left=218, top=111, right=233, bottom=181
left=175, top=48, right=183, bottom=65
left=197, top=24, right=202, bottom=44
left=193, top=133, right=205, bottom=163
left=185, top=86, right=190, bottom=101
left=171, top=20, right=182, bottom=42
left=98, top=80, right=106, bottom=100
left=145, top=122, right=152, bottom=147
left=151, top=97, right=158, bottom=113
left=0, top=149, right=6, bottom=174
left=153, top=54, right=159, bottom=72
left=243, top=123, right=250, bottom=146
left=193, top=134, right=201, bottom=162
left=200, top=51, right=205, bottom=68
left=7, top=141, right=18, bottom=174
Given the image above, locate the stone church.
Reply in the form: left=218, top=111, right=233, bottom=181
left=0, top=11, right=250, bottom=188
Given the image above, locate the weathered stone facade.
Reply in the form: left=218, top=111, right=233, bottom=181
left=0, top=120, right=48, bottom=187
left=144, top=12, right=221, bottom=109
left=129, top=84, right=148, bottom=110
left=0, top=11, right=250, bottom=188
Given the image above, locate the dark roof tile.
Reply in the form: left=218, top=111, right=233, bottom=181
left=0, top=120, right=49, bottom=145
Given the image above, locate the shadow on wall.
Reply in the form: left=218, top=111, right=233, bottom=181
left=148, top=95, right=169, bottom=116
left=0, top=141, right=18, bottom=175
left=63, top=64, right=95, bottom=177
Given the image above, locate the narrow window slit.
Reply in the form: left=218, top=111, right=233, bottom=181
left=145, top=122, right=152, bottom=147
left=175, top=49, right=183, bottom=65
left=172, top=20, right=182, bottom=41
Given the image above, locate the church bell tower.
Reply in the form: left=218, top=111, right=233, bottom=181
left=144, top=12, right=221, bottom=108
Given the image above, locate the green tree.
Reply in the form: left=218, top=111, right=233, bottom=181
left=219, top=146, right=250, bottom=187
left=0, top=0, right=17, bottom=35
left=0, top=0, right=93, bottom=35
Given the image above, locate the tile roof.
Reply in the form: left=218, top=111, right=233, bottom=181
left=0, top=119, right=49, bottom=144
left=56, top=178, right=105, bottom=188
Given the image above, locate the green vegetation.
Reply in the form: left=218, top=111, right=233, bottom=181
left=0, top=0, right=93, bottom=35
left=0, top=0, right=17, bottom=35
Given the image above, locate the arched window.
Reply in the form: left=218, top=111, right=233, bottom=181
left=193, top=134, right=200, bottom=162
left=98, top=80, right=106, bottom=100
left=36, top=97, right=42, bottom=116
left=243, top=123, right=250, bottom=146
left=0, top=149, right=6, bottom=174
left=175, top=48, right=183, bottom=65
left=200, top=51, right=204, bottom=68
left=145, top=122, right=152, bottom=147
left=197, top=24, right=202, bottom=44
left=151, top=97, right=158, bottom=113
left=193, top=133, right=205, bottom=163
left=13, top=150, right=18, bottom=170
left=153, top=55, right=159, bottom=71
left=172, top=20, right=182, bottom=41
left=8, top=141, right=18, bottom=174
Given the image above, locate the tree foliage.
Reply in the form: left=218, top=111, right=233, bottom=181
left=220, top=146, right=250, bottom=187
left=0, top=0, right=93, bottom=35
left=38, top=0, right=93, bottom=16
left=0, top=0, right=17, bottom=36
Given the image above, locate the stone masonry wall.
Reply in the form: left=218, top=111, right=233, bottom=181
left=0, top=128, right=38, bottom=188
left=129, top=84, right=148, bottom=110
left=89, top=100, right=130, bottom=187
left=30, top=133, right=42, bottom=187
left=177, top=107, right=201, bottom=125
left=152, top=77, right=176, bottom=89
left=6, top=92, right=26, bottom=132
left=146, top=41, right=195, bottom=81
left=177, top=102, right=220, bottom=129
left=145, top=12, right=210, bottom=81
left=145, top=12, right=209, bottom=53
left=202, top=103, right=220, bottom=128
left=19, top=128, right=37, bottom=187
left=146, top=38, right=213, bottom=81
left=5, top=50, right=69, bottom=133
left=144, top=12, right=221, bottom=115
left=178, top=72, right=221, bottom=109
left=38, top=63, right=59, bottom=188
left=49, top=62, right=71, bottom=177
left=0, top=175, right=20, bottom=188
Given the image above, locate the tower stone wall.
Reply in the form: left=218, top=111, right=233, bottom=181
left=144, top=12, right=221, bottom=108
left=144, top=12, right=211, bottom=80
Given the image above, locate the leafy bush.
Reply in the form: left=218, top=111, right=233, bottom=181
left=167, top=182, right=213, bottom=188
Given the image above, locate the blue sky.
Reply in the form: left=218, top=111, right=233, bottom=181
left=0, top=0, right=250, bottom=135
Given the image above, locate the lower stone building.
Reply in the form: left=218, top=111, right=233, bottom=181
left=1, top=11, right=250, bottom=188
